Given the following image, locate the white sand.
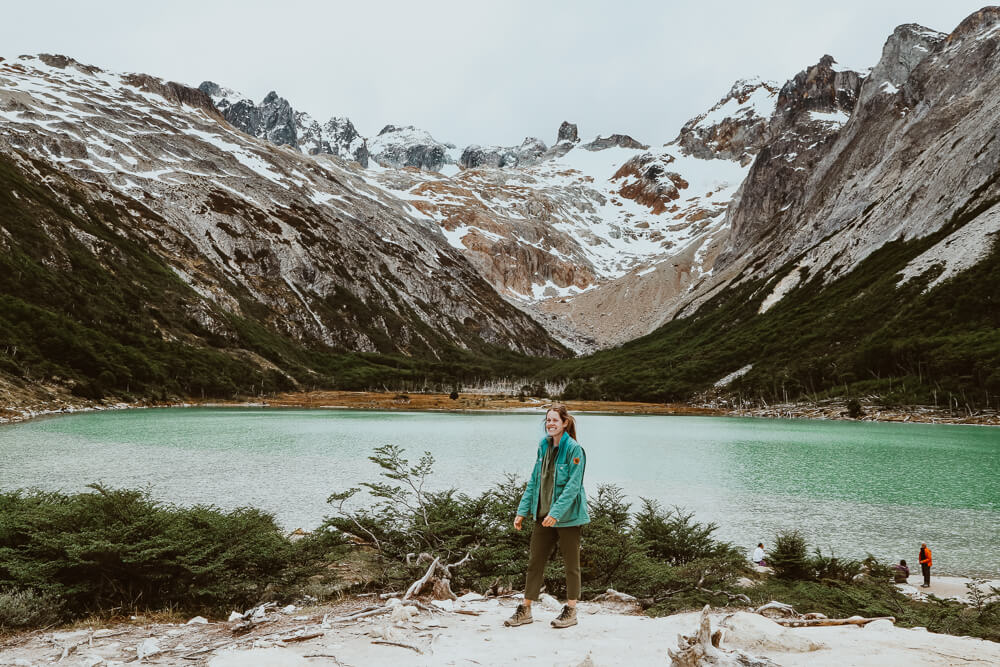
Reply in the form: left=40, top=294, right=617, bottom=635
left=202, top=597, right=999, bottom=667
left=898, top=574, right=1000, bottom=602
left=4, top=585, right=999, bottom=666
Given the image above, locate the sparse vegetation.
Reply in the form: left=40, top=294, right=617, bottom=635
left=0, top=461, right=996, bottom=641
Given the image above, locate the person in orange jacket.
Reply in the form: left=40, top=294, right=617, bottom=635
left=918, top=543, right=932, bottom=587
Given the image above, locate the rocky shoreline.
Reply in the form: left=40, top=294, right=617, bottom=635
left=2, top=390, right=998, bottom=426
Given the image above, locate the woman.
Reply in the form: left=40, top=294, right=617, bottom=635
left=505, top=404, right=589, bottom=629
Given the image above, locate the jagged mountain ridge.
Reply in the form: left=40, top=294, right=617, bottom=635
left=704, top=8, right=1000, bottom=320
left=196, top=75, right=780, bottom=350
left=199, top=82, right=370, bottom=167
left=0, top=54, right=565, bottom=381
left=2, top=5, right=997, bottom=410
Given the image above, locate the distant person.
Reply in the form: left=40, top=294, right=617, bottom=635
left=506, top=404, right=589, bottom=629
left=752, top=542, right=766, bottom=566
left=918, top=543, right=932, bottom=587
left=893, top=559, right=910, bottom=584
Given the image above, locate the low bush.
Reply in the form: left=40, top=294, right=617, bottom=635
left=0, top=485, right=327, bottom=620
left=0, top=587, right=63, bottom=630
left=322, top=446, right=750, bottom=607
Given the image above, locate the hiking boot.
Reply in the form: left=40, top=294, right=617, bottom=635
left=504, top=603, right=533, bottom=627
left=550, top=604, right=578, bottom=628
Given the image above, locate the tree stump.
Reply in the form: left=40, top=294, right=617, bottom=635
left=668, top=605, right=778, bottom=667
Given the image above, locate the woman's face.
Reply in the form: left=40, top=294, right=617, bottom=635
left=545, top=410, right=566, bottom=438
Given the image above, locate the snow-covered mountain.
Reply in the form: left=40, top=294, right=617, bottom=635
left=198, top=82, right=370, bottom=166
left=0, top=55, right=564, bottom=363
left=367, top=124, right=461, bottom=173
left=5, top=5, right=998, bottom=374
left=189, top=77, right=785, bottom=350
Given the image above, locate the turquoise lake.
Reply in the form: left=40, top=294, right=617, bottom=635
left=0, top=408, right=997, bottom=576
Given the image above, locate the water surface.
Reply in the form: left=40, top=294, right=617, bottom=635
left=0, top=408, right=996, bottom=576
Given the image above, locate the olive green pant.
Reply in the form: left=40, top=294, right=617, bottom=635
left=524, top=521, right=581, bottom=600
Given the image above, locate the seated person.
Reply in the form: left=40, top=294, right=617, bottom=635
left=892, top=559, right=910, bottom=583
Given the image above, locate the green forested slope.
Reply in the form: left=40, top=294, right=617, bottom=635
left=548, top=225, right=1000, bottom=409
left=0, top=154, right=543, bottom=402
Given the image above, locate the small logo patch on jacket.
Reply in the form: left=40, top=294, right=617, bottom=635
left=573, top=457, right=580, bottom=465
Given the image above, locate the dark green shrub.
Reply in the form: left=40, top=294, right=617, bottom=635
left=846, top=399, right=864, bottom=418
left=769, top=530, right=811, bottom=580
left=811, top=548, right=862, bottom=582
left=634, top=500, right=742, bottom=566
left=0, top=485, right=314, bottom=619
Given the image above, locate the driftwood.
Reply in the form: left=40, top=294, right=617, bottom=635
left=403, top=552, right=473, bottom=600
left=280, top=632, right=325, bottom=643
left=668, top=605, right=777, bottom=667
left=753, top=601, right=797, bottom=617
left=331, top=606, right=390, bottom=622
left=372, top=639, right=423, bottom=654
left=753, top=600, right=893, bottom=627
left=773, top=616, right=895, bottom=628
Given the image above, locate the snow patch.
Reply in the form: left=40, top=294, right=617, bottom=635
left=714, top=364, right=753, bottom=388
left=809, top=110, right=851, bottom=126
left=897, top=203, right=1000, bottom=291
left=759, top=267, right=805, bottom=313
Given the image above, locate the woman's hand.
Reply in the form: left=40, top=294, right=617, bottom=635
left=541, top=515, right=557, bottom=527
left=513, top=515, right=524, bottom=531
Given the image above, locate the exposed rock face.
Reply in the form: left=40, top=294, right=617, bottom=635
left=368, top=125, right=458, bottom=171
left=582, top=134, right=649, bottom=151
left=700, top=9, right=999, bottom=321
left=718, top=56, right=864, bottom=266
left=557, top=121, right=579, bottom=143
left=297, top=115, right=370, bottom=166
left=198, top=82, right=369, bottom=166
left=674, top=78, right=778, bottom=165
left=612, top=153, right=687, bottom=214
left=459, top=137, right=548, bottom=169
left=0, top=56, right=564, bottom=361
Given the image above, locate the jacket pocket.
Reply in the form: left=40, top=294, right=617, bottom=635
left=555, top=463, right=570, bottom=487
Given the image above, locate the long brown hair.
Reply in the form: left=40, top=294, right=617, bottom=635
left=547, top=403, right=577, bottom=441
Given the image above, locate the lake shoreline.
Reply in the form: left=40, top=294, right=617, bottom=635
left=2, top=390, right=998, bottom=426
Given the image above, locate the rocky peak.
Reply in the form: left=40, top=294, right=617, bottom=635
left=582, top=134, right=649, bottom=151
left=856, top=23, right=945, bottom=108
left=673, top=77, right=778, bottom=165
left=368, top=125, right=458, bottom=172
left=717, top=58, right=864, bottom=268
left=773, top=56, right=863, bottom=126
left=557, top=121, right=580, bottom=143
left=256, top=91, right=298, bottom=147
left=119, top=74, right=222, bottom=121
left=459, top=136, right=548, bottom=169
left=198, top=82, right=368, bottom=165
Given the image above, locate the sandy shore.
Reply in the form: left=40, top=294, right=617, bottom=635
left=3, top=390, right=997, bottom=426
left=3, top=592, right=998, bottom=666
left=897, top=574, right=1000, bottom=602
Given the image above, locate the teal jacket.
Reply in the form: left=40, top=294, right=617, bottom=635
left=517, top=432, right=590, bottom=527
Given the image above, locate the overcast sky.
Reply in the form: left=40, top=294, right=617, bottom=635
left=2, top=1, right=989, bottom=148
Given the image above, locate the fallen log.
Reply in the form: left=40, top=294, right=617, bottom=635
left=773, top=616, right=895, bottom=628
left=753, top=601, right=797, bottom=617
